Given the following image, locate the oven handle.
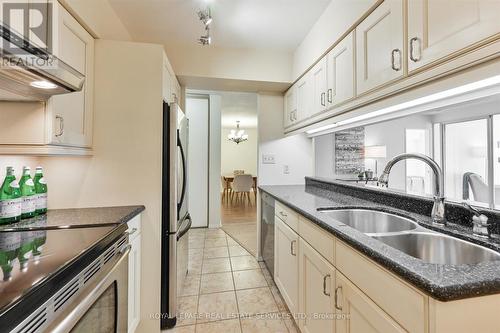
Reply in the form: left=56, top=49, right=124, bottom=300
left=49, top=245, right=131, bottom=333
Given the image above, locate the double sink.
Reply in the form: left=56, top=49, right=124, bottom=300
left=319, top=209, right=500, bottom=265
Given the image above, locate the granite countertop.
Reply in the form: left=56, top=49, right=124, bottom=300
left=260, top=182, right=500, bottom=301
left=0, top=205, right=145, bottom=231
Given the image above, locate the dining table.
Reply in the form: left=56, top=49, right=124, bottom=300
left=222, top=174, right=258, bottom=202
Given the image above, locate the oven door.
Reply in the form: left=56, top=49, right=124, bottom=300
left=45, top=246, right=130, bottom=333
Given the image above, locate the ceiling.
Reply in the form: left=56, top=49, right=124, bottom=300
left=108, top=0, right=330, bottom=50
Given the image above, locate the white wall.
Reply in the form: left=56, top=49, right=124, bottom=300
left=292, top=0, right=376, bottom=80
left=221, top=128, right=258, bottom=176
left=186, top=97, right=210, bottom=228
left=257, top=93, right=313, bottom=185
left=208, top=95, right=222, bottom=228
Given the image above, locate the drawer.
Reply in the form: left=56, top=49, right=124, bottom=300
left=127, top=215, right=142, bottom=240
left=275, top=201, right=299, bottom=232
left=298, top=216, right=335, bottom=265
left=336, top=240, right=428, bottom=333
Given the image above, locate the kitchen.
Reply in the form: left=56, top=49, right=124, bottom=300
left=0, top=0, right=499, bottom=333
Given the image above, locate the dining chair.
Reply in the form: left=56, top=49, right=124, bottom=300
left=221, top=176, right=232, bottom=203
left=231, top=174, right=254, bottom=205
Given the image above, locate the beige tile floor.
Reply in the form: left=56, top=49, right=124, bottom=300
left=163, top=228, right=299, bottom=333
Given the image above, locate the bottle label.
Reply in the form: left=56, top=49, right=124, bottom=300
left=36, top=193, right=48, bottom=210
left=9, top=180, right=19, bottom=189
left=39, top=177, right=47, bottom=185
left=21, top=196, right=36, bottom=214
left=0, top=198, right=22, bottom=219
left=25, top=179, right=34, bottom=186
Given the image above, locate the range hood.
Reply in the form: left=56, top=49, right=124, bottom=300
left=0, top=25, right=85, bottom=101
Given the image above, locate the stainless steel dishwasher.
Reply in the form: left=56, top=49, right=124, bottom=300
left=260, top=192, right=275, bottom=276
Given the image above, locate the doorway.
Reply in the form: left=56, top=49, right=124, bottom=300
left=219, top=92, right=258, bottom=255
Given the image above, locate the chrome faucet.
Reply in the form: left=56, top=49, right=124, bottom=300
left=378, top=153, right=446, bottom=225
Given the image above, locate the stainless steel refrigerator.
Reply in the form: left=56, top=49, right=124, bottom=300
left=161, top=101, right=191, bottom=329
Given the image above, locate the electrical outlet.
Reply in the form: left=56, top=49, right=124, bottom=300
left=262, top=154, right=276, bottom=164
left=283, top=165, right=290, bottom=174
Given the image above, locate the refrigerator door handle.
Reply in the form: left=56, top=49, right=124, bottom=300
left=177, top=130, right=187, bottom=215
left=177, top=214, right=192, bottom=240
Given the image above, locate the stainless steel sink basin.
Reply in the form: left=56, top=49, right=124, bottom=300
left=319, top=209, right=418, bottom=234
left=373, top=232, right=500, bottom=265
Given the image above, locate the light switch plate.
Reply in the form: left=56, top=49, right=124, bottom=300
left=283, top=165, right=290, bottom=174
left=262, top=154, right=276, bottom=164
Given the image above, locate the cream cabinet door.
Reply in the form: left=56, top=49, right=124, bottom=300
left=335, top=272, right=405, bottom=333
left=311, top=57, right=328, bottom=117
left=408, top=0, right=500, bottom=72
left=274, top=218, right=299, bottom=315
left=356, top=0, right=404, bottom=95
left=296, top=74, right=312, bottom=122
left=284, top=86, right=297, bottom=127
left=128, top=233, right=141, bottom=333
left=327, top=31, right=355, bottom=108
left=163, top=62, right=172, bottom=102
left=48, top=2, right=94, bottom=147
left=298, top=238, right=335, bottom=333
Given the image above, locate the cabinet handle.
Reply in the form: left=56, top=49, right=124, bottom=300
left=391, top=49, right=402, bottom=71
left=409, top=37, right=421, bottom=62
left=321, top=92, right=326, bottom=106
left=292, top=110, right=297, bottom=121
left=335, top=286, right=343, bottom=310
left=55, top=115, right=64, bottom=137
left=323, top=274, right=331, bottom=296
left=279, top=211, right=288, bottom=218
left=289, top=112, right=293, bottom=122
left=327, top=88, right=333, bottom=103
left=290, top=240, right=297, bottom=256
left=128, top=227, right=138, bottom=235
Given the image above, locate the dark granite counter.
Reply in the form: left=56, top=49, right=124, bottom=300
left=0, top=205, right=145, bottom=231
left=0, top=205, right=144, bottom=331
left=260, top=178, right=500, bottom=301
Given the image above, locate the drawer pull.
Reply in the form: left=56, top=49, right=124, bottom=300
left=321, top=92, right=326, bottom=106
left=323, top=274, right=331, bottom=296
left=290, top=240, right=297, bottom=256
left=327, top=88, right=333, bottom=103
left=128, top=227, right=138, bottom=235
left=279, top=211, right=288, bottom=218
left=335, top=286, right=343, bottom=310
left=55, top=115, right=64, bottom=137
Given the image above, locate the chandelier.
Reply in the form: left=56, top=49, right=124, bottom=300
left=228, top=121, right=248, bottom=144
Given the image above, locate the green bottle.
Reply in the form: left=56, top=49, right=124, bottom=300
left=32, top=229, right=47, bottom=262
left=0, top=166, right=22, bottom=224
left=19, top=166, right=36, bottom=219
left=0, top=232, right=21, bottom=281
left=17, top=231, right=34, bottom=271
left=34, top=166, right=47, bottom=215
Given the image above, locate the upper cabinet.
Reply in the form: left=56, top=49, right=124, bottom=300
left=163, top=55, right=181, bottom=105
left=284, top=0, right=500, bottom=133
left=407, top=0, right=500, bottom=72
left=296, top=73, right=312, bottom=122
left=310, top=58, right=328, bottom=117
left=284, top=85, right=297, bottom=127
left=326, top=31, right=355, bottom=109
left=355, top=0, right=404, bottom=95
left=48, top=2, right=94, bottom=148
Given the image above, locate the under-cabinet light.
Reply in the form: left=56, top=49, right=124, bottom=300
left=30, top=80, right=58, bottom=89
left=306, top=75, right=500, bottom=135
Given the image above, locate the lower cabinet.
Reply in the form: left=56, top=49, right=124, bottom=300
left=298, top=238, right=336, bottom=333
left=274, top=218, right=299, bottom=315
left=128, top=218, right=141, bottom=333
left=335, top=272, right=405, bottom=333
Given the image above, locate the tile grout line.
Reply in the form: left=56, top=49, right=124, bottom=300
left=225, top=231, right=244, bottom=333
